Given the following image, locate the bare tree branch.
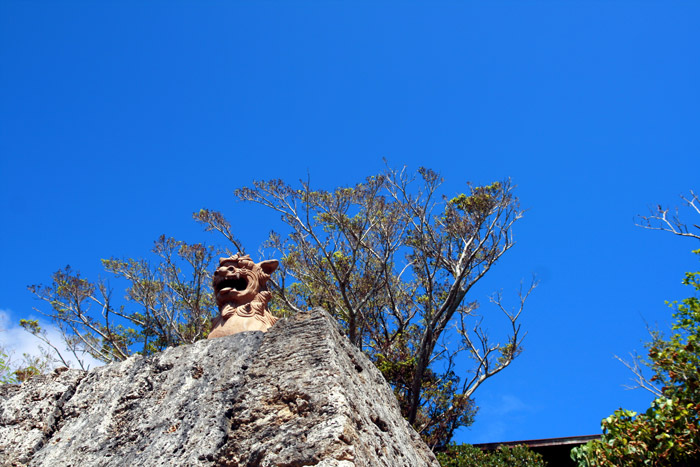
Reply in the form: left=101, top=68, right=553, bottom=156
left=635, top=190, right=700, bottom=240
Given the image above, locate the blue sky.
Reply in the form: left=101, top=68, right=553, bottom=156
left=1, top=0, right=698, bottom=444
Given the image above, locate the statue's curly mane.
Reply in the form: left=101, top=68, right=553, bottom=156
left=220, top=290, right=276, bottom=326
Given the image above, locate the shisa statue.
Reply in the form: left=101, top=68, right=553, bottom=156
left=208, top=254, right=279, bottom=339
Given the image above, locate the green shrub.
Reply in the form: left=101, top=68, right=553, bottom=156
left=437, top=443, right=546, bottom=466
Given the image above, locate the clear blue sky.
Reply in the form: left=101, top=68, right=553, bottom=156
left=1, top=0, right=698, bottom=444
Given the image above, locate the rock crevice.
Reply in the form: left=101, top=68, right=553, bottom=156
left=0, top=367, right=86, bottom=465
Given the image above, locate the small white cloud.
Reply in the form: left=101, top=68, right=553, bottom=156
left=0, top=309, right=104, bottom=371
left=493, top=394, right=531, bottom=416
left=458, top=394, right=540, bottom=443
left=474, top=420, right=508, bottom=444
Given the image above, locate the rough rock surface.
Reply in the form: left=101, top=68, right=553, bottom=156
left=0, top=368, right=85, bottom=465
left=0, top=308, right=438, bottom=467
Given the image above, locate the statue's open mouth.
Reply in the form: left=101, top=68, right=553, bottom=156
left=215, top=276, right=248, bottom=295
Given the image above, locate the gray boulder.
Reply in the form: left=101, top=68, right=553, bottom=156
left=0, top=308, right=439, bottom=467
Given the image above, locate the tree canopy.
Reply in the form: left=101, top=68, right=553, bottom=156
left=195, top=166, right=534, bottom=447
left=24, top=236, right=218, bottom=368
left=24, top=166, right=533, bottom=449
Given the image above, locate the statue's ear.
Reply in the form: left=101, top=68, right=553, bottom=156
left=259, top=259, right=279, bottom=275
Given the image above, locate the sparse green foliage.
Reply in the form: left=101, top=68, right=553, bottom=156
left=0, top=342, right=56, bottom=384
left=437, top=443, right=546, bottom=466
left=0, top=347, right=16, bottom=384
left=196, top=166, right=533, bottom=448
left=12, top=352, right=49, bottom=382
left=28, top=236, right=218, bottom=366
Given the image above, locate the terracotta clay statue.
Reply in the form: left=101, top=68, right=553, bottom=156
left=208, top=254, right=279, bottom=339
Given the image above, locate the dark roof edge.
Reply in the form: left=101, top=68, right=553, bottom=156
left=473, top=434, right=602, bottom=450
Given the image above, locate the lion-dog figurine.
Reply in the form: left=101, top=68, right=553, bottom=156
left=208, top=254, right=279, bottom=338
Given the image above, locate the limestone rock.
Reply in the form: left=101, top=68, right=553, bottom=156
left=216, top=308, right=438, bottom=467
left=33, top=332, right=262, bottom=467
left=0, top=368, right=85, bottom=465
left=0, top=308, right=439, bottom=467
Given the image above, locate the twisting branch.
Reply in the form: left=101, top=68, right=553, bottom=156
left=615, top=351, right=664, bottom=398
left=635, top=190, right=700, bottom=240
left=457, top=278, right=537, bottom=399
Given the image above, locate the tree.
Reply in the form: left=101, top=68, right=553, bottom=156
left=28, top=235, right=217, bottom=366
left=195, top=166, right=534, bottom=447
left=0, top=342, right=56, bottom=384
left=572, top=191, right=700, bottom=466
